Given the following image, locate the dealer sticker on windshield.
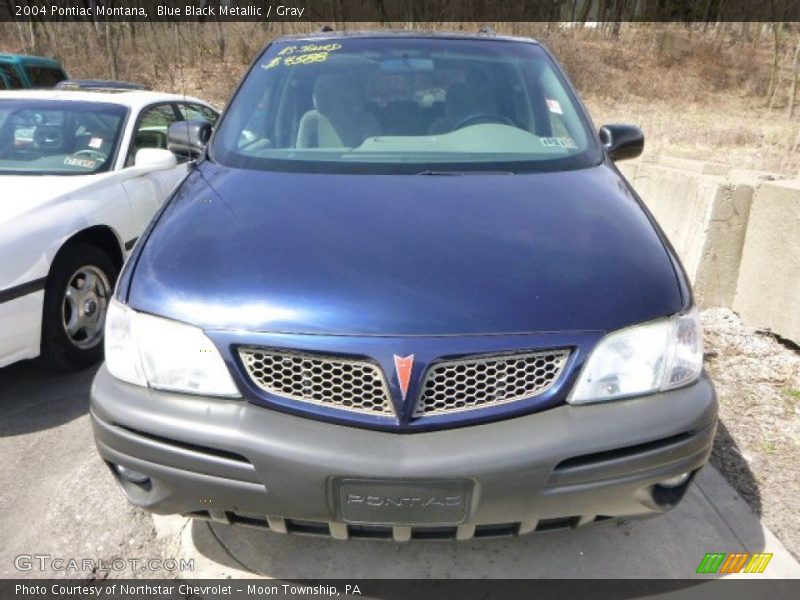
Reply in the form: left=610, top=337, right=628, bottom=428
left=541, top=136, right=577, bottom=149
left=63, top=156, right=97, bottom=169
left=546, top=98, right=564, bottom=114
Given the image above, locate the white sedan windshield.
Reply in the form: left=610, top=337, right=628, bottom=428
left=0, top=100, right=126, bottom=175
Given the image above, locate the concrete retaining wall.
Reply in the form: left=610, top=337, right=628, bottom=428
left=732, top=180, right=800, bottom=345
left=620, top=157, right=799, bottom=344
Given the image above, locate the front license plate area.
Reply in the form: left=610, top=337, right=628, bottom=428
left=335, top=479, right=472, bottom=525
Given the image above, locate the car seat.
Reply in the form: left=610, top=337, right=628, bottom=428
left=296, top=75, right=381, bottom=148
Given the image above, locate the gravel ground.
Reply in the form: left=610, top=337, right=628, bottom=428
left=701, top=308, right=800, bottom=560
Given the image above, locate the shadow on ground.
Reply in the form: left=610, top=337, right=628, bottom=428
left=183, top=413, right=768, bottom=580
left=711, top=419, right=762, bottom=517
left=178, top=403, right=773, bottom=581
left=0, top=359, right=97, bottom=436
left=189, top=466, right=768, bottom=581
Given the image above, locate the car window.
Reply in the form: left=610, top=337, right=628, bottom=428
left=0, top=99, right=126, bottom=175
left=127, top=103, right=181, bottom=166
left=178, top=103, right=219, bottom=125
left=214, top=38, right=601, bottom=174
left=25, top=66, right=67, bottom=88
left=0, top=64, right=23, bottom=89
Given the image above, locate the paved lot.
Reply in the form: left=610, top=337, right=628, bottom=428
left=1, top=360, right=798, bottom=580
left=0, top=362, right=165, bottom=579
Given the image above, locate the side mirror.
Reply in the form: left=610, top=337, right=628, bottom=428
left=134, top=148, right=177, bottom=170
left=168, top=119, right=213, bottom=159
left=599, top=124, right=644, bottom=161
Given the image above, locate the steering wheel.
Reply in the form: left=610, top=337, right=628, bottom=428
left=73, top=149, right=105, bottom=160
left=33, top=125, right=65, bottom=151
left=452, top=113, right=516, bottom=131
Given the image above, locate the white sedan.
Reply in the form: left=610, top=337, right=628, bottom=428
left=0, top=89, right=218, bottom=370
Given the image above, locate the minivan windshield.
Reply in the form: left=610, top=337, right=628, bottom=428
left=0, top=99, right=126, bottom=175
left=213, top=37, right=601, bottom=174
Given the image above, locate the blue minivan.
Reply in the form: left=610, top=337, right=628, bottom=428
left=0, top=54, right=68, bottom=89
left=92, top=31, right=717, bottom=540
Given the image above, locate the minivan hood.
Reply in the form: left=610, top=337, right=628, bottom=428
left=126, top=162, right=684, bottom=335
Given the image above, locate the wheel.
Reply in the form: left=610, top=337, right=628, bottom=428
left=40, top=243, right=118, bottom=371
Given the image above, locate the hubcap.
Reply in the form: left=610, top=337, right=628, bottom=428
left=61, top=265, right=111, bottom=350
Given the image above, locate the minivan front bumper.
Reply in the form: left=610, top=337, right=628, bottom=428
left=91, top=366, right=717, bottom=541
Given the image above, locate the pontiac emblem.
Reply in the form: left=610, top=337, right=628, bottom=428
left=393, top=354, right=414, bottom=401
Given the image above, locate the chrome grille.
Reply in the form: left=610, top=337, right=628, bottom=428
left=239, top=348, right=394, bottom=416
left=413, top=350, right=570, bottom=417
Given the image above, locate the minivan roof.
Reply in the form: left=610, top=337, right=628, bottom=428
left=271, top=29, right=541, bottom=45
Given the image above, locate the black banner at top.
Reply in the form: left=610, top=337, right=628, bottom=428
left=2, top=0, right=800, bottom=23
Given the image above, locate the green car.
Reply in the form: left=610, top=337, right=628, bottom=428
left=0, top=54, right=68, bottom=89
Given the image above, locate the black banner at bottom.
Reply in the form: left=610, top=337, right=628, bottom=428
left=2, top=579, right=800, bottom=600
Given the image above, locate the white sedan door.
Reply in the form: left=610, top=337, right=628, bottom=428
left=120, top=103, right=190, bottom=233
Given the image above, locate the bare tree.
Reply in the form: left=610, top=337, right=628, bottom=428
left=768, top=23, right=784, bottom=105
left=104, top=22, right=118, bottom=79
left=788, top=36, right=800, bottom=118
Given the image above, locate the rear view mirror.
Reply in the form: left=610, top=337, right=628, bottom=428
left=379, top=58, right=434, bottom=72
left=168, top=119, right=213, bottom=159
left=599, top=124, right=644, bottom=161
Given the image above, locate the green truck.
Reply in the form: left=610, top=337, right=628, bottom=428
left=0, top=54, right=68, bottom=89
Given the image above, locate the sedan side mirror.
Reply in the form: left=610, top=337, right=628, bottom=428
left=168, top=119, right=213, bottom=159
left=599, top=124, right=644, bottom=161
left=134, top=148, right=177, bottom=170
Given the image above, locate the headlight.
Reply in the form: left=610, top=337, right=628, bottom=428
left=568, top=310, right=703, bottom=405
left=105, top=299, right=240, bottom=397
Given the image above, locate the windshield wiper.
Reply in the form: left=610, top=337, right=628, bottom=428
left=417, top=169, right=515, bottom=176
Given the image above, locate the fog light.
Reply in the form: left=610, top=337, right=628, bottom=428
left=657, top=472, right=690, bottom=488
left=115, top=464, right=150, bottom=484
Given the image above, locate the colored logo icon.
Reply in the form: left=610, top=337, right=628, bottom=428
left=696, top=552, right=773, bottom=574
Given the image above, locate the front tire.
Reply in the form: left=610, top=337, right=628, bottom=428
left=40, top=243, right=118, bottom=371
